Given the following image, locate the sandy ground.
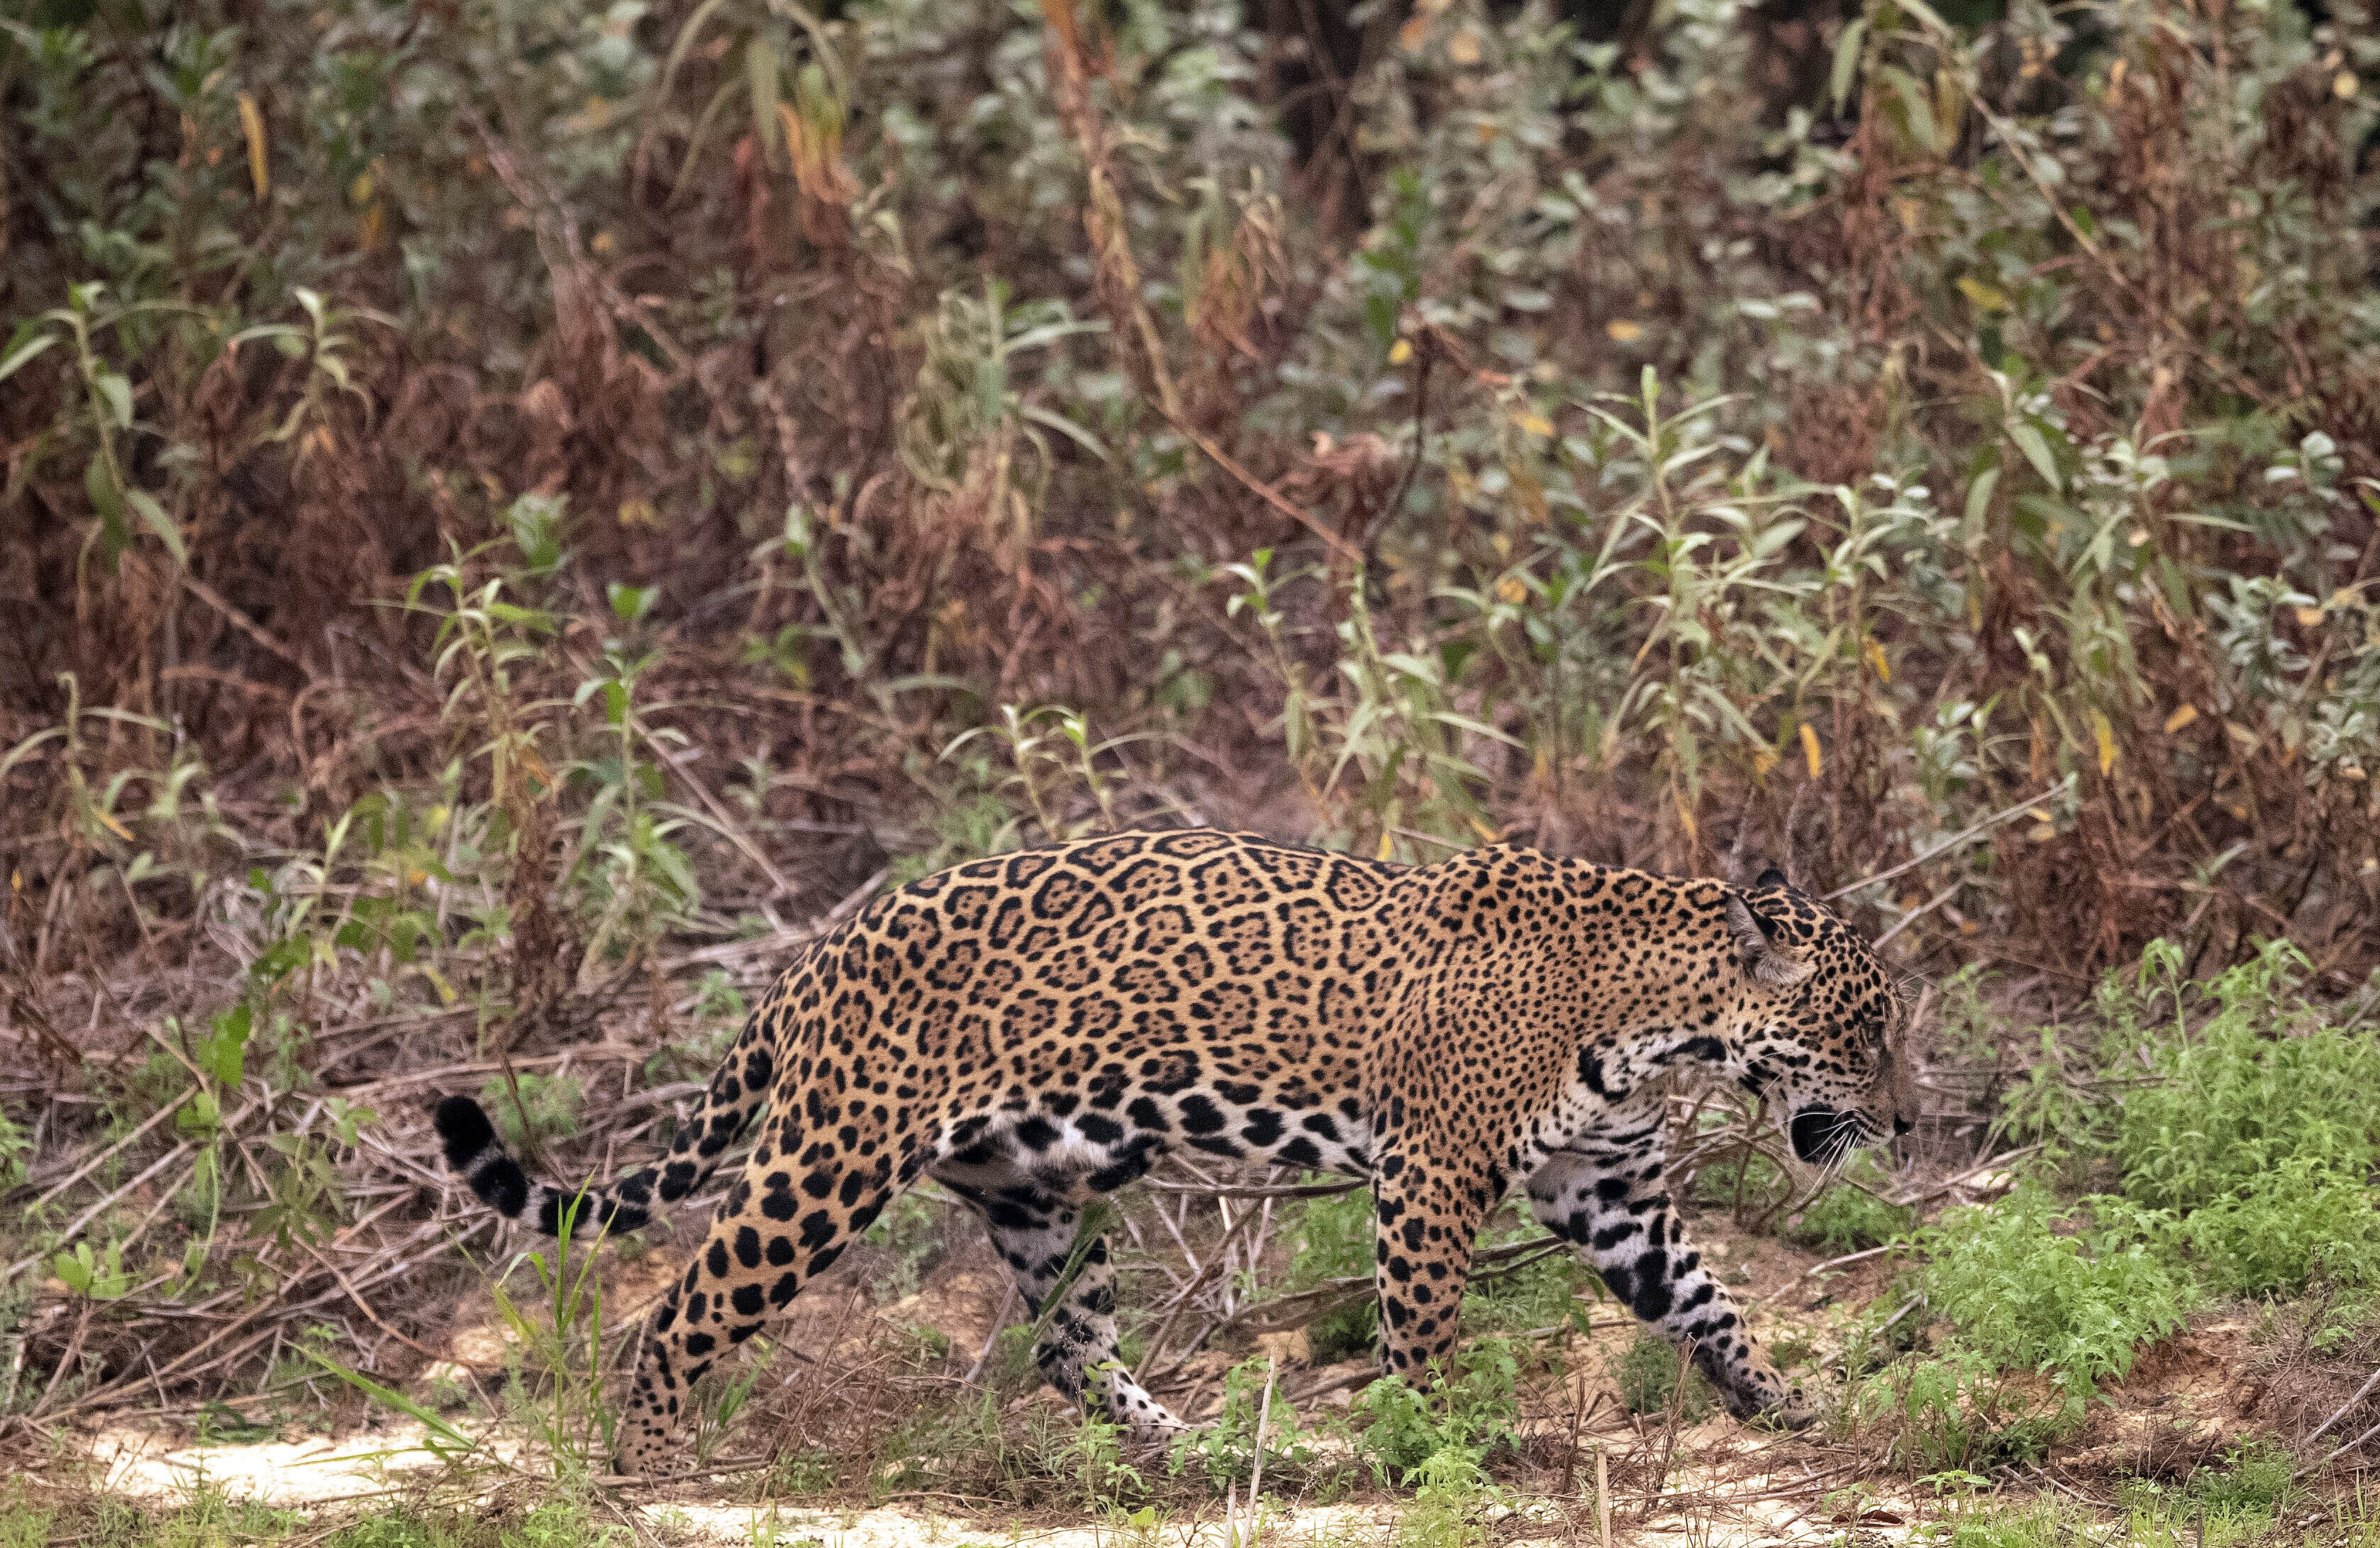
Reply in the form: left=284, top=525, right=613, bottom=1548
left=80, top=1410, right=1918, bottom=1548
left=57, top=1201, right=2280, bottom=1547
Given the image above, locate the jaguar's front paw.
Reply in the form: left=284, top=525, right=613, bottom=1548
left=1749, top=1383, right=1817, bottom=1431
left=1704, top=1349, right=1813, bottom=1430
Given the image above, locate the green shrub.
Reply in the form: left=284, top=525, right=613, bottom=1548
left=1917, top=1181, right=2188, bottom=1401
left=2186, top=1442, right=2294, bottom=1519
left=1169, top=1355, right=1312, bottom=1490
left=2114, top=957, right=2380, bottom=1213
left=1286, top=1186, right=1378, bottom=1362
left=1857, top=1353, right=2066, bottom=1476
left=1613, top=1334, right=1711, bottom=1420
left=1941, top=1499, right=2076, bottom=1548
left=1349, top=1338, right=1523, bottom=1483
left=1462, top=1217, right=1588, bottom=1337
left=1393, top=1444, right=1505, bottom=1548
left=1790, top=1158, right=1915, bottom=1255
left=475, top=1074, right=584, bottom=1149
left=2154, top=1158, right=2380, bottom=1298
left=2103, top=942, right=2380, bottom=1296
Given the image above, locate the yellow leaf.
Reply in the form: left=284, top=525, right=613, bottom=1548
left=94, top=807, right=134, bottom=842
left=2337, top=71, right=2360, bottom=99
left=1606, top=319, right=1643, bottom=343
left=1513, top=411, right=1555, bottom=438
left=2030, top=822, right=2058, bottom=843
left=1469, top=815, right=1500, bottom=844
left=1674, top=789, right=1698, bottom=842
left=1496, top=575, right=1528, bottom=606
left=1862, top=637, right=1891, bottom=683
left=1376, top=830, right=1396, bottom=862
left=1511, top=470, right=1549, bottom=525
left=1388, top=338, right=1414, bottom=365
left=2092, top=708, right=2117, bottom=775
left=2295, top=606, right=2325, bottom=628
left=2162, top=703, right=2199, bottom=734
left=618, top=498, right=660, bottom=529
left=1447, top=28, right=1481, bottom=64
left=1799, top=723, right=1823, bottom=779
left=1956, top=275, right=2010, bottom=312
left=1398, top=13, right=1431, bottom=50
left=1750, top=745, right=1779, bottom=779
left=238, top=92, right=269, bottom=200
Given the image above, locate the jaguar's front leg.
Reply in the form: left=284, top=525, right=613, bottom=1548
left=1525, top=1146, right=1810, bottom=1427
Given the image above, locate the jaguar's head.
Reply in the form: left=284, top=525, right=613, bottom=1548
left=1722, top=867, right=1917, bottom=1166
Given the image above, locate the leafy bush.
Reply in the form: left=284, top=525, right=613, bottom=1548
left=2114, top=951, right=2380, bottom=1214
left=1286, top=1186, right=1379, bottom=1362
left=2105, top=942, right=2380, bottom=1296
left=1917, top=1181, right=2188, bottom=1401
left=1790, top=1157, right=1915, bottom=1255
left=1169, top=1356, right=1312, bottom=1490
left=1462, top=1216, right=1589, bottom=1337
left=1856, top=1352, right=2066, bottom=1476
left=2152, top=1159, right=2380, bottom=1298
left=1350, top=1338, right=1523, bottom=1483
left=1613, top=1334, right=1712, bottom=1420
left=475, top=1074, right=586, bottom=1150
left=2186, top=1442, right=2295, bottom=1519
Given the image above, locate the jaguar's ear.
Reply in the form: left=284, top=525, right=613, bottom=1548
left=1726, top=891, right=1814, bottom=987
left=1753, top=864, right=1789, bottom=891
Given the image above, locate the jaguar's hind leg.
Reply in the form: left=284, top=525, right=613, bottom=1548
left=953, top=1178, right=1185, bottom=1439
left=613, top=1154, right=894, bottom=1476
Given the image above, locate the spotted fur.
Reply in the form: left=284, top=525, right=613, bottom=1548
left=433, top=829, right=1915, bottom=1475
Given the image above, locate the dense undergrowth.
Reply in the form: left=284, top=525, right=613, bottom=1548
left=5, top=0, right=2380, bottom=1535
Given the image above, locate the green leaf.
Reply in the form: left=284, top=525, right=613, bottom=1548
left=306, top=1353, right=477, bottom=1454
left=94, top=370, right=135, bottom=429
left=0, top=330, right=60, bottom=384
left=1829, top=18, right=1867, bottom=114
left=124, top=489, right=187, bottom=564
left=2008, top=421, right=2062, bottom=493
left=607, top=582, right=655, bottom=623
left=1880, top=65, right=1940, bottom=154
left=1964, top=464, right=2000, bottom=530
left=747, top=36, right=784, bottom=174
left=85, top=458, right=128, bottom=559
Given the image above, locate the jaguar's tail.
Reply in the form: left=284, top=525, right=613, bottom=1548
left=434, top=1019, right=777, bottom=1237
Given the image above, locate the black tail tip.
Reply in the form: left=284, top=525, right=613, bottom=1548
left=433, top=1095, right=499, bottom=1169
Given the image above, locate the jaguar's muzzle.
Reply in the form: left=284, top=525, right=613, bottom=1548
left=1788, top=1106, right=1871, bottom=1165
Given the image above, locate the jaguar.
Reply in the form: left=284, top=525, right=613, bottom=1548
left=433, top=828, right=1915, bottom=1476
